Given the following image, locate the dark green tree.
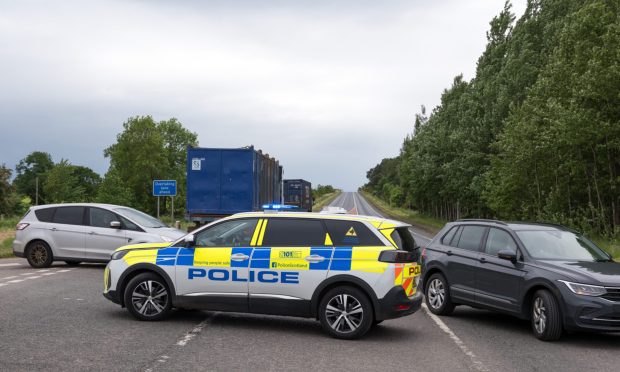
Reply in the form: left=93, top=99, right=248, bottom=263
left=13, top=151, right=54, bottom=204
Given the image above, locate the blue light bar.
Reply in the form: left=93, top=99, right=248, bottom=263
left=262, top=204, right=299, bottom=210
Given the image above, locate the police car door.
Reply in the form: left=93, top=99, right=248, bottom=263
left=248, top=218, right=333, bottom=316
left=175, top=218, right=258, bottom=312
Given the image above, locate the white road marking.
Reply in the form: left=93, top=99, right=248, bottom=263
left=20, top=273, right=35, bottom=276
left=0, top=263, right=21, bottom=267
left=7, top=279, right=24, bottom=283
left=36, top=269, right=50, bottom=273
left=41, top=272, right=57, bottom=276
left=57, top=269, right=71, bottom=273
left=0, top=283, right=6, bottom=287
left=422, top=303, right=488, bottom=371
left=24, top=276, right=42, bottom=280
left=1, top=276, right=18, bottom=280
left=176, top=318, right=210, bottom=346
left=0, top=269, right=72, bottom=288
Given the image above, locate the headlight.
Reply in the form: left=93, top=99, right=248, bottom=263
left=111, top=250, right=129, bottom=260
left=559, top=280, right=607, bottom=296
left=159, top=235, right=174, bottom=242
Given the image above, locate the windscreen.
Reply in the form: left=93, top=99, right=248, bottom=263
left=114, top=207, right=167, bottom=228
left=516, top=230, right=610, bottom=261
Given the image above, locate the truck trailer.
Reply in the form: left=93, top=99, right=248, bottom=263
left=186, top=146, right=283, bottom=224
left=283, top=179, right=312, bottom=212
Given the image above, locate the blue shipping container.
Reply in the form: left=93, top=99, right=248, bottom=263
left=186, top=146, right=282, bottom=221
left=283, top=179, right=312, bottom=212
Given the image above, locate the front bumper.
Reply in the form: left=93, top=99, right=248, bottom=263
left=376, top=286, right=422, bottom=320
left=559, top=286, right=620, bottom=332
left=103, top=290, right=121, bottom=305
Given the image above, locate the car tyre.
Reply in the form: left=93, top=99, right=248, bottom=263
left=531, top=289, right=563, bottom=341
left=319, top=286, right=373, bottom=340
left=124, top=272, right=172, bottom=321
left=64, top=261, right=81, bottom=266
left=425, top=273, right=455, bottom=315
left=26, top=240, right=53, bottom=268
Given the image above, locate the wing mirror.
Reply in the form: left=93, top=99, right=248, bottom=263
left=110, top=221, right=121, bottom=229
left=184, top=234, right=195, bottom=246
left=498, top=249, right=517, bottom=262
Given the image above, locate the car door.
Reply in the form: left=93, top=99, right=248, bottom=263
left=248, top=218, right=332, bottom=317
left=441, top=225, right=485, bottom=303
left=48, top=206, right=87, bottom=259
left=84, top=207, right=129, bottom=260
left=474, top=227, right=526, bottom=313
left=175, top=218, right=259, bottom=312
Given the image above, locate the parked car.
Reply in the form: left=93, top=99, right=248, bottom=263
left=104, top=210, right=422, bottom=339
left=13, top=203, right=185, bottom=268
left=421, top=219, right=620, bottom=341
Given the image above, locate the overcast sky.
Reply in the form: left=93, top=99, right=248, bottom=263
left=0, top=0, right=526, bottom=191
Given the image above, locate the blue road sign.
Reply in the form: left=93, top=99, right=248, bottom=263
left=153, top=180, right=177, bottom=196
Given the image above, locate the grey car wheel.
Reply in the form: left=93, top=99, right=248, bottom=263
left=424, top=273, right=455, bottom=315
left=531, top=289, right=562, bottom=341
left=319, top=286, right=373, bottom=339
left=124, top=272, right=172, bottom=321
left=26, top=241, right=53, bottom=268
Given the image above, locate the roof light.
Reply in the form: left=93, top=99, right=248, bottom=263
left=262, top=204, right=299, bottom=211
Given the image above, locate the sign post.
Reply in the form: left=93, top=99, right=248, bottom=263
left=153, top=180, right=177, bottom=223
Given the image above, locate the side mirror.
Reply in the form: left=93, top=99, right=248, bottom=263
left=110, top=221, right=121, bottom=229
left=184, top=234, right=195, bottom=246
left=498, top=249, right=517, bottom=262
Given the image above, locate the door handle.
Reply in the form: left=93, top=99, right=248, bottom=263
left=305, top=254, right=326, bottom=263
left=446, top=250, right=453, bottom=256
left=88, top=231, right=97, bottom=235
left=50, top=227, right=58, bottom=232
left=479, top=257, right=487, bottom=263
left=231, top=253, right=250, bottom=261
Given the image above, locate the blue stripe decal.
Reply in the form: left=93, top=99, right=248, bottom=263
left=176, top=248, right=195, bottom=266
left=330, top=247, right=351, bottom=271
left=156, top=247, right=180, bottom=266
left=252, top=248, right=271, bottom=259
left=309, top=248, right=332, bottom=270
left=231, top=247, right=253, bottom=268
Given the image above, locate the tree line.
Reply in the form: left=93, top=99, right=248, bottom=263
left=365, top=0, right=619, bottom=237
left=0, top=116, right=198, bottom=218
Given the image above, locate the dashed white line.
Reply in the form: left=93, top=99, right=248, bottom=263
left=176, top=318, right=210, bottom=346
left=0, top=263, right=21, bottom=267
left=0, top=269, right=72, bottom=288
left=1, top=276, right=18, bottom=280
left=422, top=303, right=488, bottom=371
left=7, top=279, right=24, bottom=283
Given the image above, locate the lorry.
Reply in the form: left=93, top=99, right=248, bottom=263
left=283, top=179, right=312, bottom=212
left=186, top=146, right=283, bottom=224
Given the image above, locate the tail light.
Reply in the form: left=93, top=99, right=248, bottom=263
left=16, top=223, right=29, bottom=231
left=421, top=247, right=427, bottom=261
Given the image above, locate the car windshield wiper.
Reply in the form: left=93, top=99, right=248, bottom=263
left=595, top=258, right=613, bottom=262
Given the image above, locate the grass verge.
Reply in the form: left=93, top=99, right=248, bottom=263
left=591, top=238, right=620, bottom=260
left=312, top=190, right=342, bottom=212
left=360, top=191, right=444, bottom=235
left=0, top=233, right=15, bottom=259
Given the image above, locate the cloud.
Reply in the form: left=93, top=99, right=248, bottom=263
left=0, top=0, right=526, bottom=190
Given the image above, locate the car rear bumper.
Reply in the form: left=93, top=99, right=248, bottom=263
left=376, top=286, right=422, bottom=320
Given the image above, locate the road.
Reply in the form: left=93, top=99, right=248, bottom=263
left=0, top=192, right=618, bottom=371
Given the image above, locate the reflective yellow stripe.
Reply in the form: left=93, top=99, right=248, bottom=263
left=194, top=247, right=232, bottom=267
left=381, top=228, right=398, bottom=247
left=257, top=219, right=268, bottom=246
left=324, top=233, right=333, bottom=246
left=123, top=249, right=158, bottom=265
left=250, top=219, right=264, bottom=246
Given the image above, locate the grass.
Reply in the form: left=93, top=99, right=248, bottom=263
left=360, top=191, right=444, bottom=234
left=591, top=238, right=620, bottom=260
left=0, top=233, right=15, bottom=259
left=312, top=190, right=342, bottom=212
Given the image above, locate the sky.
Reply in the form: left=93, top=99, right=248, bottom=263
left=0, top=0, right=526, bottom=192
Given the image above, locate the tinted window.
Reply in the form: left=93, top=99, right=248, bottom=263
left=195, top=219, right=258, bottom=247
left=53, top=207, right=85, bottom=225
left=324, top=220, right=383, bottom=246
left=516, top=230, right=610, bottom=261
left=455, top=226, right=485, bottom=251
left=441, top=226, right=457, bottom=245
left=390, top=227, right=418, bottom=252
left=119, top=215, right=141, bottom=231
left=35, top=208, right=56, bottom=222
left=485, top=228, right=517, bottom=256
left=89, top=208, right=119, bottom=228
left=262, top=219, right=325, bottom=246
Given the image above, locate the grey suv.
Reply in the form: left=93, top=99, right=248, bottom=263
left=421, top=219, right=620, bottom=341
left=13, top=203, right=185, bottom=268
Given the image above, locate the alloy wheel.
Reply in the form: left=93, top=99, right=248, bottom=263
left=428, top=278, right=445, bottom=309
left=29, top=243, right=48, bottom=266
left=131, top=280, right=169, bottom=317
left=533, top=297, right=547, bottom=334
left=325, top=294, right=364, bottom=333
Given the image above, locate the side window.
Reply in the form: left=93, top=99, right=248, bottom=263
left=195, top=219, right=258, bottom=247
left=53, top=207, right=85, bottom=225
left=89, top=208, right=119, bottom=228
left=441, top=226, right=458, bottom=245
left=262, top=219, right=325, bottom=246
left=118, top=216, right=141, bottom=232
left=455, top=226, right=486, bottom=251
left=35, top=207, right=56, bottom=222
left=485, top=228, right=517, bottom=256
left=324, top=220, right=383, bottom=246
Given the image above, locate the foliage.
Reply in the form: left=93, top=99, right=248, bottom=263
left=364, top=0, right=620, bottom=237
left=312, top=184, right=336, bottom=200
left=43, top=159, right=102, bottom=203
left=13, top=151, right=54, bottom=204
left=103, top=116, right=198, bottom=214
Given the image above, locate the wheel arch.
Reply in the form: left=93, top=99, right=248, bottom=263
left=520, top=280, right=563, bottom=320
left=116, top=263, right=176, bottom=308
left=310, top=275, right=380, bottom=320
left=421, top=266, right=446, bottom=293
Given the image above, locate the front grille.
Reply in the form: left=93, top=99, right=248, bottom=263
left=602, top=287, right=620, bottom=301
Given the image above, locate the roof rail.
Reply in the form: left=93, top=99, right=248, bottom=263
left=514, top=221, right=578, bottom=232
left=455, top=219, right=508, bottom=226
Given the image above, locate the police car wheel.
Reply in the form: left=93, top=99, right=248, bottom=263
left=319, top=286, right=373, bottom=340
left=425, top=273, right=455, bottom=315
left=124, top=273, right=172, bottom=321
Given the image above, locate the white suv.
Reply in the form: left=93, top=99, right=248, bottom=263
left=13, top=203, right=185, bottom=268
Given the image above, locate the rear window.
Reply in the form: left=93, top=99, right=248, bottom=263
left=324, top=220, right=383, bottom=246
left=441, top=226, right=458, bottom=245
left=262, top=219, right=326, bottom=246
left=389, top=227, right=418, bottom=252
left=35, top=208, right=55, bottom=222
left=53, top=207, right=85, bottom=225
left=455, top=226, right=486, bottom=251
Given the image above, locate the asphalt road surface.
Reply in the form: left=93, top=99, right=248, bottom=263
left=0, top=192, right=618, bottom=371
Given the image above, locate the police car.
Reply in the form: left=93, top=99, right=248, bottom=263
left=103, top=209, right=422, bottom=339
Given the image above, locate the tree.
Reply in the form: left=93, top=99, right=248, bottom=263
left=43, top=160, right=85, bottom=203
left=13, top=151, right=54, bottom=204
left=0, top=164, right=18, bottom=216
left=103, top=116, right=198, bottom=214
left=96, top=168, right=135, bottom=206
